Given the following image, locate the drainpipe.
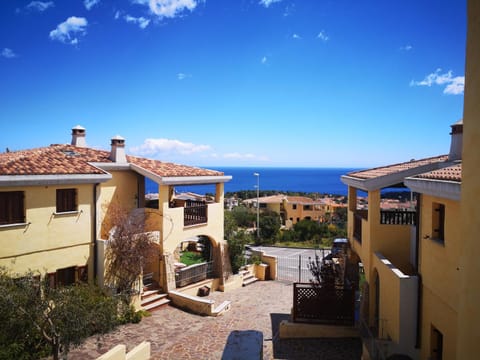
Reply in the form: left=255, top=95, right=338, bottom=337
left=93, top=183, right=99, bottom=284
left=414, top=192, right=422, bottom=348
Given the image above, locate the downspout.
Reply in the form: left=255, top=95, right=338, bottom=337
left=414, top=192, right=422, bottom=349
left=93, top=183, right=99, bottom=284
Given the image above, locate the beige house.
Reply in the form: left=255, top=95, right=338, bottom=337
left=341, top=122, right=462, bottom=359
left=245, top=194, right=345, bottom=228
left=0, top=126, right=231, bottom=300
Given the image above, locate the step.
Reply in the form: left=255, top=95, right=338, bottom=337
left=242, top=277, right=258, bottom=286
left=141, top=293, right=168, bottom=306
left=142, top=298, right=170, bottom=312
left=142, top=289, right=162, bottom=298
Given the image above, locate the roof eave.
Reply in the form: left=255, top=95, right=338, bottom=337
left=130, top=163, right=232, bottom=185
left=0, top=174, right=112, bottom=187
left=341, top=161, right=455, bottom=192
left=404, top=177, right=461, bottom=201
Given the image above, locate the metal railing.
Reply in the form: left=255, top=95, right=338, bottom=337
left=184, top=200, right=208, bottom=226
left=380, top=210, right=416, bottom=225
left=359, top=318, right=389, bottom=360
left=175, top=261, right=213, bottom=288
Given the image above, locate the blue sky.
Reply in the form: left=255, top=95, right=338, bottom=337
left=0, top=0, right=466, bottom=168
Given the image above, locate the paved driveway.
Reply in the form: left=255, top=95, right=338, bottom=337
left=69, top=280, right=361, bottom=360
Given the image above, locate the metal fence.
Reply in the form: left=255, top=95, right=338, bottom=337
left=175, top=261, right=213, bottom=288
left=276, top=249, right=329, bottom=283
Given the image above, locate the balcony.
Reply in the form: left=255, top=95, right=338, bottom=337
left=353, top=210, right=367, bottom=243
left=380, top=210, right=416, bottom=225
left=170, top=199, right=208, bottom=227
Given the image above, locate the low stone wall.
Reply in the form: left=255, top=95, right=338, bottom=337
left=168, top=290, right=231, bottom=317
left=96, top=341, right=150, bottom=360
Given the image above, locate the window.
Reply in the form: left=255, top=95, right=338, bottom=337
left=56, top=189, right=77, bottom=213
left=0, top=191, right=25, bottom=225
left=432, top=203, right=445, bottom=244
left=303, top=205, right=312, bottom=211
left=292, top=204, right=297, bottom=210
left=430, top=326, right=443, bottom=360
left=48, top=265, right=87, bottom=288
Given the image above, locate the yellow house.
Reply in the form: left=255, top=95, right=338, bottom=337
left=405, top=159, right=462, bottom=359
left=340, top=122, right=463, bottom=359
left=0, top=126, right=232, bottom=303
left=244, top=194, right=345, bottom=228
left=456, top=0, right=480, bottom=357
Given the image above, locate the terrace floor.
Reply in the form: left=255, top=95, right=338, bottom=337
left=68, top=280, right=362, bottom=360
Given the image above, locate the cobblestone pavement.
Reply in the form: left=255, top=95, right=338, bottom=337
left=69, top=281, right=362, bottom=360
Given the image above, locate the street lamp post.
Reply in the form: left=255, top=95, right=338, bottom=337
left=253, top=172, right=260, bottom=239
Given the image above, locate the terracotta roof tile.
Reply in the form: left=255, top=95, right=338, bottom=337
left=0, top=144, right=224, bottom=178
left=347, top=155, right=449, bottom=180
left=414, top=163, right=462, bottom=182
left=127, top=156, right=223, bottom=177
left=0, top=145, right=108, bottom=175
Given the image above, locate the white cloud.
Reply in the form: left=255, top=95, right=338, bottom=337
left=1, top=48, right=17, bottom=59
left=131, top=138, right=211, bottom=156
left=317, top=30, right=329, bottom=42
left=292, top=33, right=301, bottom=39
left=84, top=0, right=100, bottom=10
left=125, top=15, right=151, bottom=29
left=49, top=16, right=88, bottom=45
left=223, top=152, right=257, bottom=160
left=400, top=44, right=413, bottom=51
left=135, top=0, right=200, bottom=18
left=114, top=10, right=121, bottom=19
left=259, top=0, right=281, bottom=8
left=177, top=72, right=192, bottom=80
left=261, top=56, right=267, bottom=64
left=410, top=69, right=464, bottom=95
left=26, top=1, right=54, bottom=12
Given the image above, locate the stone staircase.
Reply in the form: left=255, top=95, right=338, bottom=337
left=240, top=267, right=258, bottom=287
left=141, top=280, right=170, bottom=312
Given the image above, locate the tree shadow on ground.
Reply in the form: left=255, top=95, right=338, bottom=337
left=270, top=313, right=363, bottom=360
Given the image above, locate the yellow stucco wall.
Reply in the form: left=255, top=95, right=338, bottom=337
left=98, top=170, right=142, bottom=239
left=419, top=196, right=461, bottom=314
left=421, top=286, right=458, bottom=360
left=457, top=1, right=480, bottom=357
left=0, top=184, right=94, bottom=277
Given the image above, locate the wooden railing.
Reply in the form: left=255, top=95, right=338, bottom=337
left=293, top=283, right=355, bottom=326
left=184, top=200, right=208, bottom=226
left=380, top=210, right=416, bottom=225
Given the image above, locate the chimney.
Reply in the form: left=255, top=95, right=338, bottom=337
left=448, top=119, right=463, bottom=161
left=110, top=135, right=127, bottom=163
left=71, top=125, right=86, bottom=147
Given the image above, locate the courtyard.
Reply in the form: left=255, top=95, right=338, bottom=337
left=69, top=280, right=362, bottom=360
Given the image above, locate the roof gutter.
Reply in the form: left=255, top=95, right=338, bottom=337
left=404, top=177, right=461, bottom=201
left=0, top=174, right=112, bottom=187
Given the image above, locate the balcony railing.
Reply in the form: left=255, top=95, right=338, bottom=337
left=354, top=210, right=367, bottom=243
left=380, top=210, right=416, bottom=225
left=175, top=261, right=213, bottom=288
left=184, top=200, right=208, bottom=226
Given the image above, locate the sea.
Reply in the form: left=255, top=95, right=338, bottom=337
left=145, top=167, right=360, bottom=196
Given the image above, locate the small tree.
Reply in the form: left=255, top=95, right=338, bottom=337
left=0, top=268, right=119, bottom=360
left=104, top=205, right=157, bottom=303
left=226, top=230, right=253, bottom=274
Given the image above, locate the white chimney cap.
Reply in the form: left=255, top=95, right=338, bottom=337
left=73, top=125, right=86, bottom=130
